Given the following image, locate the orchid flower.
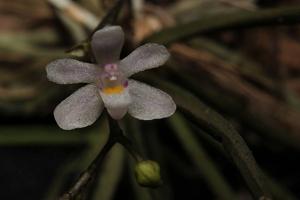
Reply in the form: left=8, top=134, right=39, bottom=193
left=46, top=26, right=176, bottom=130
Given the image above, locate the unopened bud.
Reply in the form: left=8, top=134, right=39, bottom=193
left=134, top=160, right=162, bottom=188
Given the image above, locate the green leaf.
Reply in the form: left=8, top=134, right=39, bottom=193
left=145, top=76, right=271, bottom=199
left=0, top=125, right=85, bottom=146
left=91, top=145, right=124, bottom=200
left=168, top=113, right=236, bottom=200
left=146, top=6, right=300, bottom=45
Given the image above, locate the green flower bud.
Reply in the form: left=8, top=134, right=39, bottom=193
left=134, top=160, right=162, bottom=188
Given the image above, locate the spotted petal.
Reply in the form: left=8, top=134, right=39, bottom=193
left=91, top=26, right=124, bottom=65
left=46, top=58, right=99, bottom=84
left=128, top=80, right=176, bottom=120
left=54, top=84, right=103, bottom=130
left=120, top=43, right=170, bottom=77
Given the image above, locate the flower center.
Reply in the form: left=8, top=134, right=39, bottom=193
left=100, top=64, right=128, bottom=94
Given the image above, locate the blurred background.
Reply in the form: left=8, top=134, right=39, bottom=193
left=1, top=0, right=300, bottom=199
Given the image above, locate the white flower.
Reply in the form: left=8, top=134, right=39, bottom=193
left=46, top=26, right=176, bottom=130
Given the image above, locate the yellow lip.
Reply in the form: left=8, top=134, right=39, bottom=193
left=102, top=85, right=124, bottom=94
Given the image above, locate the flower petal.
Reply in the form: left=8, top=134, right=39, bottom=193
left=91, top=26, right=124, bottom=65
left=128, top=80, right=176, bottom=120
left=99, top=87, right=131, bottom=120
left=54, top=84, right=103, bottom=130
left=120, top=43, right=170, bottom=77
left=46, top=58, right=99, bottom=84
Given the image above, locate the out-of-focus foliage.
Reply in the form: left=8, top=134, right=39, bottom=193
left=1, top=0, right=300, bottom=200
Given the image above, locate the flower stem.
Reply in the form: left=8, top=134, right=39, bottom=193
left=59, top=113, right=142, bottom=200
left=58, top=131, right=115, bottom=200
left=107, top=116, right=143, bottom=162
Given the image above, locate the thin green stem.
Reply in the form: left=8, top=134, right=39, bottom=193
left=142, top=75, right=271, bottom=199
left=169, top=113, right=236, bottom=200
left=58, top=131, right=116, bottom=200
left=58, top=114, right=142, bottom=200
left=108, top=116, right=143, bottom=162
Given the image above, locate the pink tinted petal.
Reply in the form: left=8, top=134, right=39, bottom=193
left=128, top=80, right=176, bottom=120
left=91, top=26, right=124, bottom=65
left=120, top=43, right=170, bottom=77
left=46, top=58, right=99, bottom=84
left=54, top=84, right=103, bottom=130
